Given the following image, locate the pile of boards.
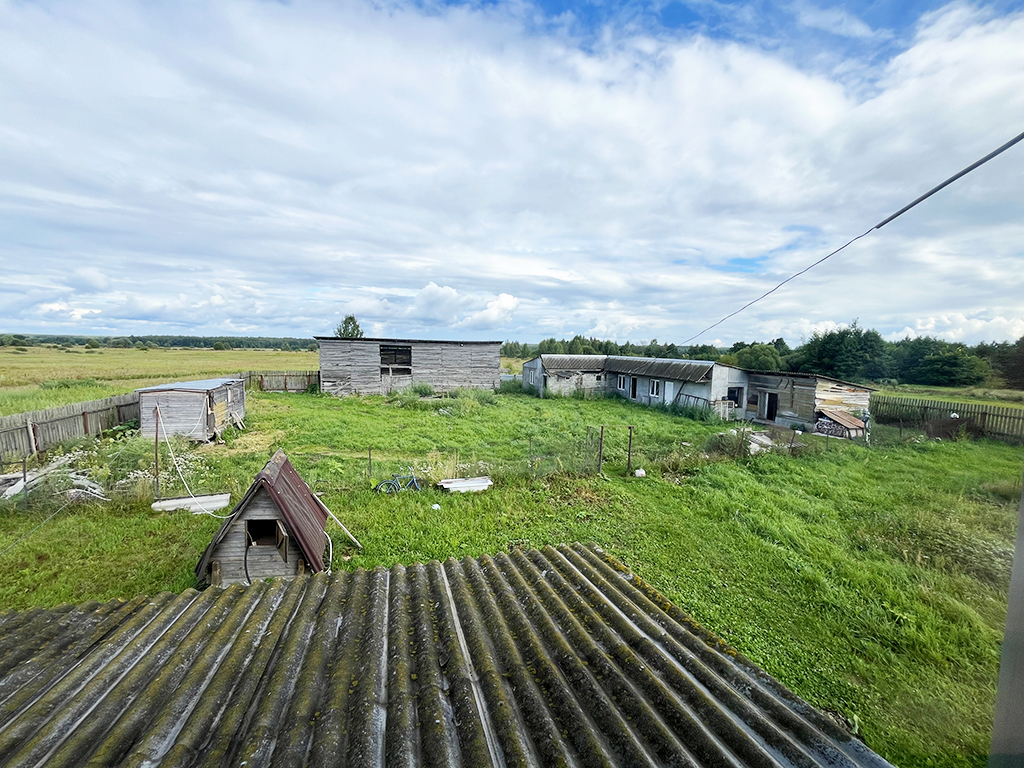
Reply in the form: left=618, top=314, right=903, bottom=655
left=0, top=455, right=108, bottom=501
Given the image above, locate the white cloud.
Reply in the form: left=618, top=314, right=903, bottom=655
left=0, top=0, right=1021, bottom=346
left=456, top=293, right=520, bottom=330
left=409, top=283, right=465, bottom=325
left=791, top=2, right=879, bottom=38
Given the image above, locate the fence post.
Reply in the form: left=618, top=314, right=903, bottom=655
left=22, top=457, right=28, bottom=509
left=83, top=411, right=90, bottom=436
left=529, top=437, right=534, bottom=478
left=26, top=421, right=37, bottom=456
left=154, top=408, right=160, bottom=500
left=627, top=426, right=634, bottom=473
left=368, top=448, right=373, bottom=478
left=597, top=426, right=605, bottom=474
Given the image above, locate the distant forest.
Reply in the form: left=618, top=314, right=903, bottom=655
left=502, top=325, right=1024, bottom=389
left=0, top=333, right=318, bottom=352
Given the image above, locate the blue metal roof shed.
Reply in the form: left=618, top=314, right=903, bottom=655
left=137, top=377, right=245, bottom=441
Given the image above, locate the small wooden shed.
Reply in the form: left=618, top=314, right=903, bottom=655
left=138, top=378, right=245, bottom=441
left=195, top=450, right=328, bottom=586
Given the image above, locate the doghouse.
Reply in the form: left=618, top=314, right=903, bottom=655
left=195, top=450, right=328, bottom=586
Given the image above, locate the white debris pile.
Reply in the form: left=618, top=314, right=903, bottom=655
left=1, top=454, right=109, bottom=500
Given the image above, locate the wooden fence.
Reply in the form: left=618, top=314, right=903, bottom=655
left=0, top=370, right=324, bottom=460
left=871, top=395, right=1024, bottom=443
left=240, top=370, right=320, bottom=393
left=0, top=393, right=141, bottom=461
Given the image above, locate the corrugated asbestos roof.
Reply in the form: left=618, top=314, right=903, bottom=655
left=313, top=337, right=501, bottom=344
left=195, top=449, right=328, bottom=581
left=0, top=543, right=893, bottom=768
left=604, top=356, right=715, bottom=382
left=536, top=355, right=608, bottom=372
left=137, top=378, right=242, bottom=393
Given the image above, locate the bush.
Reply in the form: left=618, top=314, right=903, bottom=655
left=471, top=389, right=497, bottom=405
left=40, top=378, right=100, bottom=389
left=410, top=382, right=435, bottom=397
left=499, top=379, right=524, bottom=394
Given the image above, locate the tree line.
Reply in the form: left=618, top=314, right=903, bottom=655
left=502, top=325, right=1024, bottom=388
left=0, top=333, right=319, bottom=351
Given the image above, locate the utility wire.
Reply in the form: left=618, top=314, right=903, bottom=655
left=681, top=128, right=1024, bottom=346
left=0, top=499, right=76, bottom=560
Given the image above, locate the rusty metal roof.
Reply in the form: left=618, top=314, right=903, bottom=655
left=605, top=356, right=715, bottom=381
left=536, top=354, right=608, bottom=372
left=819, top=408, right=866, bottom=430
left=195, top=449, right=328, bottom=581
left=0, top=543, right=893, bottom=768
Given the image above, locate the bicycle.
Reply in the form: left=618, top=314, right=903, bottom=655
left=374, top=469, right=423, bottom=494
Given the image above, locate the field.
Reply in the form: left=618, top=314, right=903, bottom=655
left=0, top=384, right=1021, bottom=768
left=877, top=384, right=1024, bottom=408
left=0, top=345, right=318, bottom=415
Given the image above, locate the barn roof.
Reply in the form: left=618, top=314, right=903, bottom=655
left=532, top=354, right=608, bottom=372
left=137, top=377, right=242, bottom=393
left=819, top=408, right=867, bottom=430
left=0, top=543, right=893, bottom=768
left=194, top=449, right=328, bottom=581
left=729, top=367, right=876, bottom=391
left=313, top=336, right=501, bottom=344
left=605, top=356, right=715, bottom=382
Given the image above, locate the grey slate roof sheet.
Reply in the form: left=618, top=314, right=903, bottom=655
left=536, top=354, right=609, bottom=372
left=0, top=543, right=893, bottom=768
left=604, top=356, right=715, bottom=382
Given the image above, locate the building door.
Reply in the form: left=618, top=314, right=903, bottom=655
left=630, top=377, right=638, bottom=399
left=766, top=392, right=779, bottom=421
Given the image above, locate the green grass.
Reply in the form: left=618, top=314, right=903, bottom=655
left=1, top=390, right=1021, bottom=768
left=878, top=384, right=1024, bottom=409
left=0, top=345, right=318, bottom=415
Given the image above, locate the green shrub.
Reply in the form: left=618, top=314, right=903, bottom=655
left=410, top=382, right=435, bottom=397
left=40, top=378, right=100, bottom=389
left=471, top=389, right=497, bottom=405
left=499, top=379, right=523, bottom=394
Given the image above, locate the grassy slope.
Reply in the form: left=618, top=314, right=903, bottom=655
left=1, top=390, right=1021, bottom=768
left=0, top=346, right=318, bottom=415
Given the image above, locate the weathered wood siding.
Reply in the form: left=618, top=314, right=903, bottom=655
left=140, top=391, right=209, bottom=440
left=204, top=489, right=305, bottom=585
left=0, top=393, right=140, bottom=460
left=319, top=340, right=501, bottom=396
left=140, top=382, right=245, bottom=440
left=746, top=374, right=818, bottom=427
left=241, top=370, right=320, bottom=392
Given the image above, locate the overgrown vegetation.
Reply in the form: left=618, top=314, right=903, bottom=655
left=0, top=390, right=1021, bottom=768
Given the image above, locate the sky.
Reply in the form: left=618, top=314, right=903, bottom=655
left=1, top=0, right=1023, bottom=347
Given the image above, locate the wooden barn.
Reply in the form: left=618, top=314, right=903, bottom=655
left=195, top=449, right=329, bottom=586
left=743, top=371, right=873, bottom=431
left=317, top=337, right=501, bottom=396
left=138, top=378, right=245, bottom=441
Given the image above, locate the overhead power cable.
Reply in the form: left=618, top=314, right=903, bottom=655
left=681, top=128, right=1024, bottom=346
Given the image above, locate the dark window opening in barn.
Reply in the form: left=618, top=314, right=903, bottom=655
left=247, top=519, right=277, bottom=547
left=380, top=345, right=413, bottom=377
left=727, top=387, right=744, bottom=406
left=595, top=375, right=602, bottom=381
